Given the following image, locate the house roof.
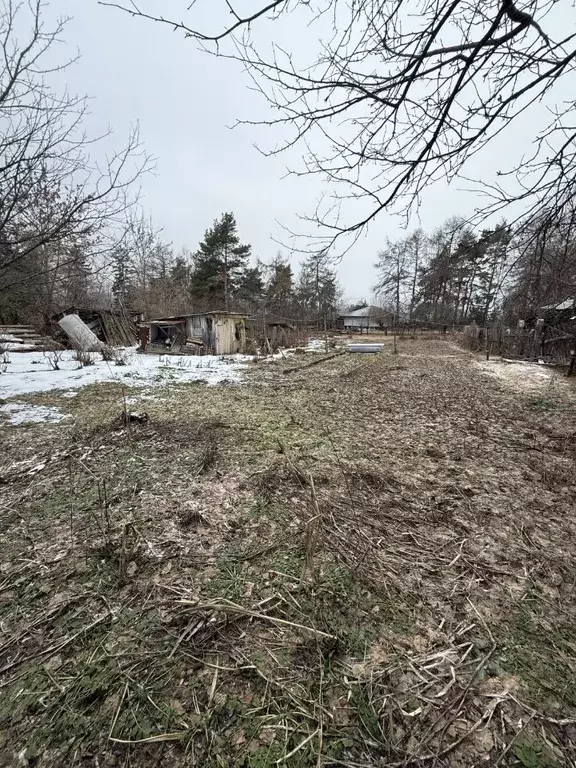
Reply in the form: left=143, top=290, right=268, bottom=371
left=147, top=311, right=247, bottom=323
left=541, top=298, right=575, bottom=312
left=51, top=306, right=142, bottom=320
left=340, top=305, right=390, bottom=318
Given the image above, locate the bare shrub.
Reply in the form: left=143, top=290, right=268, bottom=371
left=100, top=345, right=117, bottom=362
left=0, top=347, right=10, bottom=373
left=196, top=438, right=219, bottom=475
left=43, top=350, right=65, bottom=371
left=73, top=349, right=95, bottom=368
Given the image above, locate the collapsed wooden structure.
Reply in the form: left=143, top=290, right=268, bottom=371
left=140, top=312, right=247, bottom=355
left=51, top=308, right=141, bottom=347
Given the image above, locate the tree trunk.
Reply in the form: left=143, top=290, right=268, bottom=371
left=223, top=244, right=229, bottom=311
left=395, top=264, right=401, bottom=326
left=409, top=252, right=419, bottom=322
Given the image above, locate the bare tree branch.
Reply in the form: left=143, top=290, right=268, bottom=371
left=102, top=0, right=575, bottom=254
left=0, top=2, right=152, bottom=298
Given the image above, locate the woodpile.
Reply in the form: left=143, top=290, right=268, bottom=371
left=0, top=325, right=61, bottom=352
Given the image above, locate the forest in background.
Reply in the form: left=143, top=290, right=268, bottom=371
left=1, top=2, right=575, bottom=332
left=374, top=215, right=576, bottom=328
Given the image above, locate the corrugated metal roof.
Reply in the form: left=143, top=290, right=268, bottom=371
left=147, top=311, right=247, bottom=322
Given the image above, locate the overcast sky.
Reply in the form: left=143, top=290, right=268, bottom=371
left=48, top=1, right=569, bottom=301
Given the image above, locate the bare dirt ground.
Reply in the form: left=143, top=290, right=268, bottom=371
left=1, top=337, right=575, bottom=767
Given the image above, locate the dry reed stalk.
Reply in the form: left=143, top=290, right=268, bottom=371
left=177, top=598, right=337, bottom=640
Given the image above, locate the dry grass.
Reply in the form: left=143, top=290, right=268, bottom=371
left=0, top=338, right=575, bottom=767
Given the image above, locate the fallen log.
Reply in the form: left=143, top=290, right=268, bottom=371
left=282, top=350, right=344, bottom=374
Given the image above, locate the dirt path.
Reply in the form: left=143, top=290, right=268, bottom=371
left=1, top=338, right=575, bottom=766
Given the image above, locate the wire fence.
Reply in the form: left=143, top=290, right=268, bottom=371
left=463, top=322, right=576, bottom=366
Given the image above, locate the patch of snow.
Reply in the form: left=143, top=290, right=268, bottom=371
left=0, top=348, right=251, bottom=397
left=306, top=338, right=329, bottom=352
left=0, top=402, right=68, bottom=424
left=476, top=359, right=560, bottom=393
left=124, top=392, right=157, bottom=405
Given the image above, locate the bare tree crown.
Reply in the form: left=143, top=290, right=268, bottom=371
left=102, top=0, right=575, bottom=253
left=0, top=1, right=151, bottom=297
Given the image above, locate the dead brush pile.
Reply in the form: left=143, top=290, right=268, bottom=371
left=238, top=451, right=576, bottom=766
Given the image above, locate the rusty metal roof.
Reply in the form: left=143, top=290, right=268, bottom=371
left=146, top=311, right=247, bottom=323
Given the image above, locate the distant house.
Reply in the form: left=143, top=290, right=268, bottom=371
left=540, top=298, right=576, bottom=324
left=339, top=306, right=392, bottom=332
left=140, top=311, right=247, bottom=355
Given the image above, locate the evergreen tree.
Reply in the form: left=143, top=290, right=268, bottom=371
left=416, top=218, right=466, bottom=323
left=150, top=240, right=174, bottom=281
left=59, top=239, right=92, bottom=309
left=237, top=264, right=265, bottom=311
left=190, top=212, right=251, bottom=310
left=264, top=253, right=294, bottom=316
left=473, top=223, right=511, bottom=325
left=450, top=228, right=480, bottom=324
left=112, top=244, right=136, bottom=307
left=170, top=254, right=189, bottom=283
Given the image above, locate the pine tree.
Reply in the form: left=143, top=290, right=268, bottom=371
left=237, top=265, right=265, bottom=311
left=190, top=213, right=251, bottom=310
left=59, top=239, right=92, bottom=309
left=416, top=218, right=466, bottom=323
left=474, top=223, right=511, bottom=325
left=112, top=244, right=136, bottom=308
left=264, top=253, right=294, bottom=316
left=170, top=254, right=189, bottom=283
left=450, top=228, right=479, bottom=324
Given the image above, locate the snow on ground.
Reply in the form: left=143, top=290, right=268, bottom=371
left=306, top=338, right=331, bottom=352
left=0, top=349, right=253, bottom=398
left=0, top=402, right=69, bottom=424
left=475, top=358, right=563, bottom=393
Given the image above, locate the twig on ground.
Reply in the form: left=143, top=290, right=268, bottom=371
left=109, top=731, right=187, bottom=744
left=276, top=728, right=319, bottom=764
left=0, top=612, right=111, bottom=681
left=108, top=681, right=129, bottom=740
left=177, top=599, right=337, bottom=640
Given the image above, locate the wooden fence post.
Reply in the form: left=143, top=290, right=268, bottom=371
left=567, top=346, right=575, bottom=377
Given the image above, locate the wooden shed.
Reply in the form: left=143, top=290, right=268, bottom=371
left=142, top=311, right=247, bottom=355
